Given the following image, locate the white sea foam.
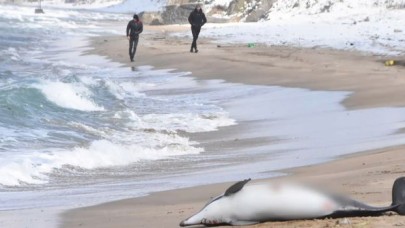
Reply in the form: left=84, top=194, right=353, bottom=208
left=142, top=112, right=236, bottom=133
left=0, top=99, right=237, bottom=186
left=33, top=81, right=105, bottom=111
left=113, top=110, right=141, bottom=121
left=0, top=134, right=202, bottom=186
left=104, top=80, right=146, bottom=100
left=68, top=122, right=108, bottom=137
left=0, top=48, right=21, bottom=61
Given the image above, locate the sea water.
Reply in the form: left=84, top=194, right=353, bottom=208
left=0, top=4, right=239, bottom=207
left=1, top=4, right=405, bottom=226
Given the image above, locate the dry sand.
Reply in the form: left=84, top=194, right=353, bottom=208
left=62, top=25, right=405, bottom=228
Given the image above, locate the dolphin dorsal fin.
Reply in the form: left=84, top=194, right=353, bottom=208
left=224, top=178, right=251, bottom=196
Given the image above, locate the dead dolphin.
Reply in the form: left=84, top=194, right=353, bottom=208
left=180, top=177, right=405, bottom=226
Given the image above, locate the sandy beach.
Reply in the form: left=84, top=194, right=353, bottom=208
left=62, top=25, right=405, bottom=228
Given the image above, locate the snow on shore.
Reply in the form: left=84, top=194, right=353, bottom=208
left=189, top=0, right=405, bottom=55
left=18, top=0, right=405, bottom=55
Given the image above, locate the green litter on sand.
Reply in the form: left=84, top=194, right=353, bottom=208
left=247, top=43, right=256, bottom=48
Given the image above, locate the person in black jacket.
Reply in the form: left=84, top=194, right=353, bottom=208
left=188, top=5, right=207, bottom=53
left=126, top=14, right=143, bottom=62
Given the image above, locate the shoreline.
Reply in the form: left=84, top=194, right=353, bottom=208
left=90, top=25, right=405, bottom=110
left=62, top=25, right=405, bottom=227
left=62, top=145, right=405, bottom=227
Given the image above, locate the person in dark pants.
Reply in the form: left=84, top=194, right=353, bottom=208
left=188, top=5, right=207, bottom=53
left=126, top=14, right=143, bottom=62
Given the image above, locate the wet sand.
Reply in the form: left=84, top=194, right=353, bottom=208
left=62, top=25, right=405, bottom=228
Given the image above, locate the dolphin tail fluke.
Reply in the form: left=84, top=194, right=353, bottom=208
left=392, top=177, right=405, bottom=215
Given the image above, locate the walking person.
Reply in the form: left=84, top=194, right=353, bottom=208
left=188, top=5, right=207, bottom=53
left=126, top=14, right=143, bottom=62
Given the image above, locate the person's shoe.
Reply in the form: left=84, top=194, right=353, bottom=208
left=195, top=49, right=199, bottom=53
left=130, top=58, right=134, bottom=62
left=190, top=49, right=193, bottom=53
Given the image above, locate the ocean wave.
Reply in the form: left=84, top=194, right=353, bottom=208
left=0, top=5, right=238, bottom=191
left=0, top=134, right=202, bottom=186
left=33, top=81, right=105, bottom=112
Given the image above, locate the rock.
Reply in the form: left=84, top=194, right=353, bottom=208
left=246, top=0, right=277, bottom=22
left=139, top=11, right=163, bottom=25
left=161, top=3, right=196, bottom=24
left=227, top=0, right=246, bottom=16
left=153, top=0, right=277, bottom=24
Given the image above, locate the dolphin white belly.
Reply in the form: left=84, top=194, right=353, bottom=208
left=228, top=183, right=338, bottom=221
